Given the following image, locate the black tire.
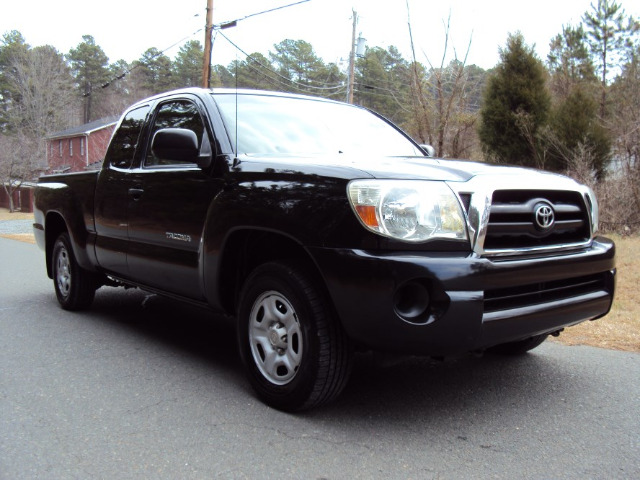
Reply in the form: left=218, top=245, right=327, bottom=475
left=237, top=261, right=352, bottom=412
left=487, top=334, right=549, bottom=355
left=51, top=232, right=97, bottom=311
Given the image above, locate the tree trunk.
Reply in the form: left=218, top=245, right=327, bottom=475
left=3, top=185, right=15, bottom=213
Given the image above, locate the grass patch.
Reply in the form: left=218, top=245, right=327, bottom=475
left=0, top=208, right=34, bottom=221
left=551, top=234, right=639, bottom=352
left=0, top=233, right=36, bottom=244
left=0, top=208, right=36, bottom=243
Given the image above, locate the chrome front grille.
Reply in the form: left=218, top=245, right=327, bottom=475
left=483, top=190, right=591, bottom=251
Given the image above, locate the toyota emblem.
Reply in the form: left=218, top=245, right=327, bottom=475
left=534, top=203, right=555, bottom=230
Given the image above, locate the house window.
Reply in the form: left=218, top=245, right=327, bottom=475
left=69, top=139, right=73, bottom=157
left=50, top=143, right=54, bottom=157
left=80, top=137, right=85, bottom=156
left=59, top=140, right=62, bottom=157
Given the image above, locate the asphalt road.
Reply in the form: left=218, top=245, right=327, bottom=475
left=1, top=237, right=639, bottom=479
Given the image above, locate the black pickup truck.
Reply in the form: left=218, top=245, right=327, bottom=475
left=34, top=88, right=616, bottom=411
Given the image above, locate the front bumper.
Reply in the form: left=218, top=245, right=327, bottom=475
left=309, top=237, right=615, bottom=356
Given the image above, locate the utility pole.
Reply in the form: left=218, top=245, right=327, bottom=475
left=347, top=9, right=357, bottom=104
left=202, top=0, right=214, bottom=88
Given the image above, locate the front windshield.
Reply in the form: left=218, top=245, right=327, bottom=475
left=213, top=93, right=423, bottom=157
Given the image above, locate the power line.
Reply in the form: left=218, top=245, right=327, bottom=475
left=217, top=30, right=346, bottom=92
left=99, top=1, right=315, bottom=94
left=240, top=58, right=347, bottom=96
left=214, top=0, right=311, bottom=29
left=92, top=27, right=205, bottom=95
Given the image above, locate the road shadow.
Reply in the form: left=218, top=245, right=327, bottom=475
left=310, top=346, right=578, bottom=429
left=81, top=285, right=583, bottom=424
left=87, top=286, right=243, bottom=377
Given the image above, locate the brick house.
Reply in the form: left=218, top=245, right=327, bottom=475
left=45, top=116, right=119, bottom=174
left=0, top=183, right=35, bottom=212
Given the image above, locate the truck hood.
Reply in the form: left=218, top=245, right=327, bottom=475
left=237, top=154, right=577, bottom=187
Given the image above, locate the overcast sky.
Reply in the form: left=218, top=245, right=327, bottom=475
left=2, top=0, right=639, bottom=71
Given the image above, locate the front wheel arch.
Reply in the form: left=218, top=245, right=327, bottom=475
left=216, top=229, right=321, bottom=315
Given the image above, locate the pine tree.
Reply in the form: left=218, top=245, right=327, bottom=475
left=547, top=24, right=597, bottom=99
left=172, top=40, right=204, bottom=88
left=0, top=31, right=30, bottom=131
left=355, top=46, right=410, bottom=124
left=546, top=88, right=611, bottom=178
left=269, top=39, right=337, bottom=95
left=478, top=33, right=551, bottom=168
left=67, top=35, right=110, bottom=122
left=134, top=48, right=175, bottom=93
left=583, top=0, right=640, bottom=118
left=224, top=53, right=278, bottom=91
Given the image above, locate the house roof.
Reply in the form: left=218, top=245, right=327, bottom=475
left=46, top=115, right=119, bottom=139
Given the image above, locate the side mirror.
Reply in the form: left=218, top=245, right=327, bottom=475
left=151, top=128, right=199, bottom=164
left=420, top=144, right=436, bottom=157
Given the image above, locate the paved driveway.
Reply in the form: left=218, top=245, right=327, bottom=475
left=0, top=218, right=33, bottom=234
left=1, top=238, right=639, bottom=479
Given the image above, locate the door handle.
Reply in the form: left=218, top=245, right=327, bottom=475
left=128, top=188, right=144, bottom=200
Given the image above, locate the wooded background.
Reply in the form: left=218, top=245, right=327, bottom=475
left=1, top=1, right=638, bottom=232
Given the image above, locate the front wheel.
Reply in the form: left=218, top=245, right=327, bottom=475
left=52, top=232, right=97, bottom=311
left=237, top=262, right=352, bottom=412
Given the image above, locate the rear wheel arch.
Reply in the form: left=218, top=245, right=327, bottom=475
left=44, top=212, right=69, bottom=278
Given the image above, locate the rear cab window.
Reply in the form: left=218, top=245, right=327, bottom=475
left=105, top=105, right=151, bottom=169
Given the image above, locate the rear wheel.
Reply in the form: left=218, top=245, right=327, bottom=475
left=487, top=334, right=549, bottom=355
left=237, top=261, right=352, bottom=411
left=52, top=232, right=97, bottom=311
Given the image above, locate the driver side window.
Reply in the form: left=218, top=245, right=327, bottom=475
left=145, top=100, right=207, bottom=167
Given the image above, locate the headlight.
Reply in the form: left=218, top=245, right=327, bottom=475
left=347, top=180, right=468, bottom=242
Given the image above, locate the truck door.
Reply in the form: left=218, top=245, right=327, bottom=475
left=94, top=104, right=150, bottom=276
left=125, top=97, right=222, bottom=300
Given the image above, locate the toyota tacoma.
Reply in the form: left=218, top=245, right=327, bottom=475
left=33, top=88, right=616, bottom=411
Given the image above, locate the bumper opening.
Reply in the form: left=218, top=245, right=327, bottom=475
left=484, top=271, right=613, bottom=313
